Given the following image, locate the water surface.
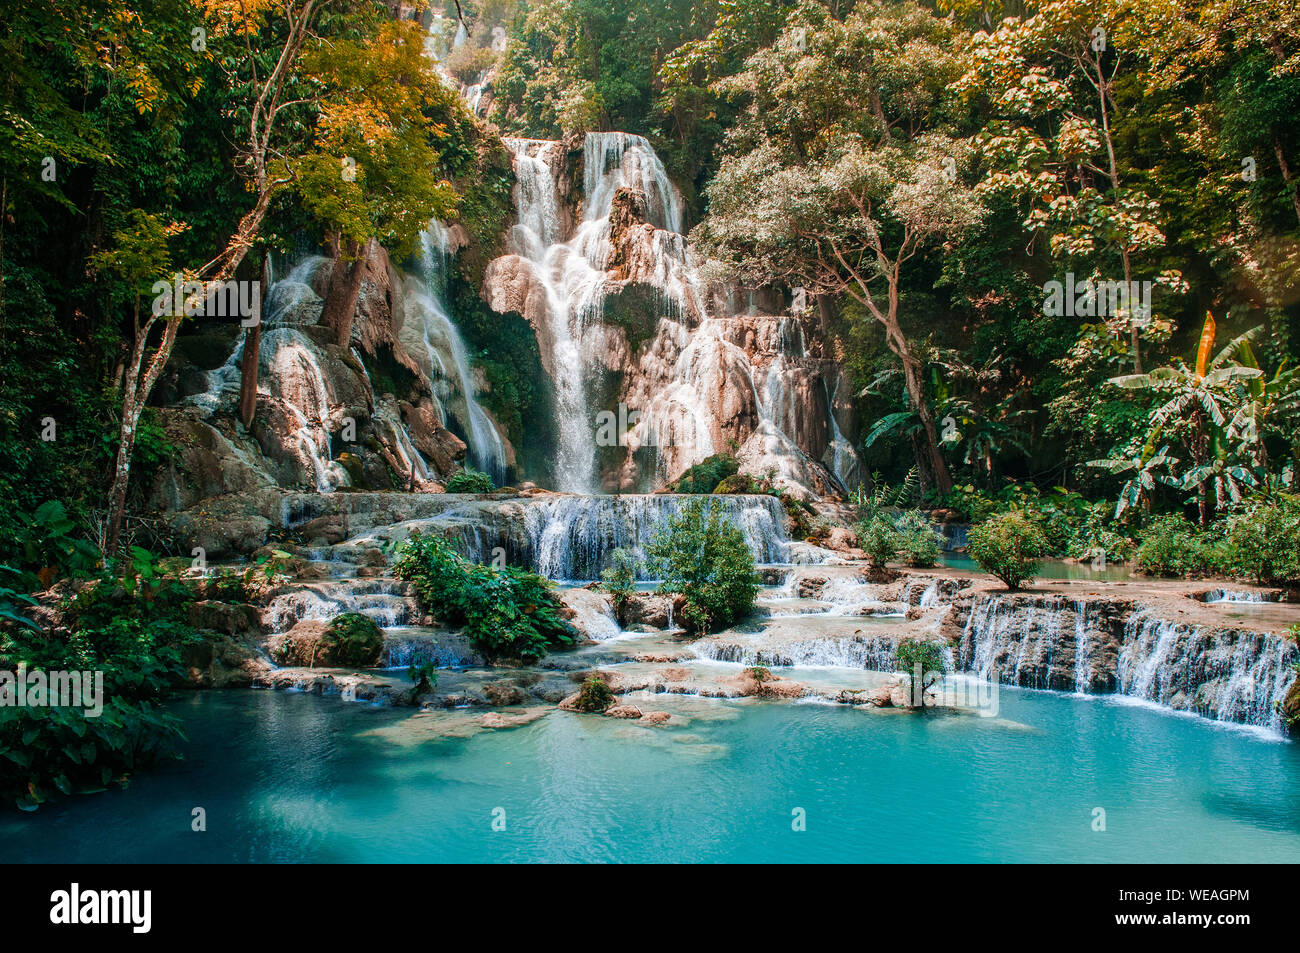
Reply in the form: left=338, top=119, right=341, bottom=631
left=3, top=686, right=1297, bottom=863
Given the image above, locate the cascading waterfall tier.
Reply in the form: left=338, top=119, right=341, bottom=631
left=958, top=593, right=1299, bottom=730
left=489, top=131, right=861, bottom=495
left=399, top=221, right=507, bottom=483
left=339, top=492, right=794, bottom=582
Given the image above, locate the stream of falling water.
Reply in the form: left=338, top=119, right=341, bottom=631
left=402, top=221, right=507, bottom=483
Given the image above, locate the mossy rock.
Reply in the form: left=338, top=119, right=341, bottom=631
left=336, top=451, right=366, bottom=488
left=321, top=612, right=383, bottom=668
left=1283, top=677, right=1300, bottom=738
left=572, top=674, right=615, bottom=713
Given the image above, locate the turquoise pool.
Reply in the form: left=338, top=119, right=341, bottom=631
left=3, top=686, right=1298, bottom=863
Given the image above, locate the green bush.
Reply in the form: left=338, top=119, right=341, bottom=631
left=0, top=561, right=210, bottom=810
left=1220, top=497, right=1300, bottom=586
left=646, top=498, right=759, bottom=635
left=321, top=612, right=383, bottom=667
left=894, top=638, right=948, bottom=708
left=713, top=472, right=765, bottom=494
left=572, top=674, right=615, bottom=712
left=672, top=453, right=739, bottom=493
left=444, top=468, right=496, bottom=493
left=893, top=509, right=942, bottom=567
left=11, top=501, right=101, bottom=589
left=1135, top=514, right=1210, bottom=577
left=393, top=533, right=575, bottom=663
left=968, top=511, right=1048, bottom=590
left=599, top=548, right=639, bottom=611
left=856, top=514, right=899, bottom=568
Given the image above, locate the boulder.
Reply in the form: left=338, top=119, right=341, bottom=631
left=481, top=680, right=528, bottom=707
left=604, top=705, right=644, bottom=719
left=187, top=600, right=262, bottom=638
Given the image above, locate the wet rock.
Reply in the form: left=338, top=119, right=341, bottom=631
left=621, top=593, right=672, bottom=628
left=180, top=637, right=268, bottom=688
left=400, top=397, right=467, bottom=477
left=561, top=588, right=620, bottom=642
left=604, top=705, right=643, bottom=719
left=187, top=600, right=262, bottom=638
left=482, top=680, right=528, bottom=707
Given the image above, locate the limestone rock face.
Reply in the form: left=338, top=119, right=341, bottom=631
left=482, top=131, right=861, bottom=497
left=400, top=397, right=468, bottom=475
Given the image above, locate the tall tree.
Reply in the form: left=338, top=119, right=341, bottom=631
left=694, top=1, right=983, bottom=493
left=295, top=18, right=459, bottom=346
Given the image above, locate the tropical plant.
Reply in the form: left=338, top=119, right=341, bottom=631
left=599, top=548, right=640, bottom=614
left=1134, top=514, right=1210, bottom=577
left=856, top=514, right=900, bottom=569
left=321, top=613, right=384, bottom=668
left=892, top=509, right=942, bottom=568
left=12, top=502, right=101, bottom=589
left=573, top=674, right=615, bottom=713
left=0, top=567, right=40, bottom=631
left=672, top=453, right=739, bottom=493
left=0, top=555, right=211, bottom=810
left=1106, top=314, right=1266, bottom=524
left=408, top=661, right=439, bottom=701
left=1220, top=496, right=1300, bottom=586
left=444, top=468, right=496, bottom=493
left=894, top=638, right=948, bottom=708
left=645, top=498, right=759, bottom=635
left=393, top=533, right=575, bottom=663
left=968, top=510, right=1047, bottom=590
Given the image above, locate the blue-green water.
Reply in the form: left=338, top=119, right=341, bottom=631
left=3, top=687, right=1298, bottom=863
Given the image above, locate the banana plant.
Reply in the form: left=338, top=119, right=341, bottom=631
left=1087, top=431, right=1180, bottom=520
left=1106, top=313, right=1264, bottom=522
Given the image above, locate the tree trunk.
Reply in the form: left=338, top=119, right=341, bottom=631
left=321, top=238, right=370, bottom=347
left=105, top=301, right=180, bottom=557
left=1122, top=248, right=1142, bottom=374
left=238, top=258, right=268, bottom=428
left=897, top=346, right=953, bottom=495
left=1274, top=137, right=1300, bottom=229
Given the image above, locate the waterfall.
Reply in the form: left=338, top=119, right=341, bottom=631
left=264, top=578, right=421, bottom=633
left=1201, top=589, right=1269, bottom=604
left=823, top=376, right=862, bottom=491
left=418, top=493, right=791, bottom=581
left=262, top=327, right=349, bottom=492
left=517, top=494, right=790, bottom=581
left=960, top=594, right=1299, bottom=729
left=582, top=132, right=683, bottom=234
left=402, top=221, right=507, bottom=483
left=494, top=129, right=852, bottom=493
left=503, top=136, right=604, bottom=491
left=694, top=634, right=901, bottom=670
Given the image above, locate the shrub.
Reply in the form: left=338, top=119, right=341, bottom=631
left=573, top=674, right=615, bottom=712
left=856, top=514, right=899, bottom=568
left=1135, top=514, right=1209, bottom=577
left=0, top=559, right=210, bottom=810
left=968, top=511, right=1047, bottom=590
left=894, top=638, right=948, bottom=708
left=599, top=548, right=639, bottom=611
left=743, top=664, right=773, bottom=695
left=645, top=498, right=759, bottom=635
left=321, top=612, right=383, bottom=667
left=444, top=468, right=496, bottom=493
left=1220, top=497, right=1300, bottom=586
left=893, top=509, right=942, bottom=567
left=672, top=453, right=739, bottom=493
left=393, top=533, right=575, bottom=663
left=11, top=501, right=101, bottom=589
left=408, top=661, right=439, bottom=701
left=713, top=472, right=765, bottom=494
